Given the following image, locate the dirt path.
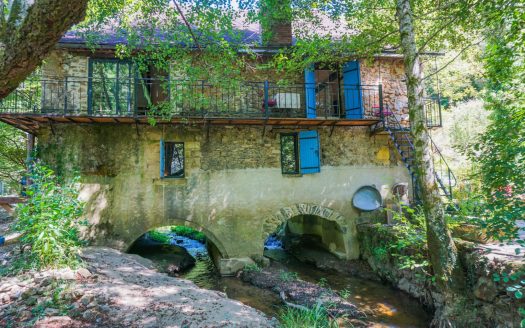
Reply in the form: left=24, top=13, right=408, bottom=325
left=0, top=245, right=276, bottom=327
left=78, top=247, right=276, bottom=327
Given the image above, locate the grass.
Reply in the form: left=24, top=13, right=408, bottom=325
left=318, top=277, right=329, bottom=288
left=279, top=304, right=339, bottom=328
left=338, top=289, right=351, bottom=299
left=279, top=270, right=299, bottom=282
left=170, top=226, right=206, bottom=243
left=147, top=230, right=170, bottom=244
left=243, top=263, right=262, bottom=272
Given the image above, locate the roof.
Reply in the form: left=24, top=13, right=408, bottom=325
left=56, top=11, right=443, bottom=57
left=57, top=9, right=355, bottom=50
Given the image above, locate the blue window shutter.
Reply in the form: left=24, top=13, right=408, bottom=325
left=299, top=130, right=320, bottom=174
left=160, top=140, right=165, bottom=178
left=343, top=61, right=363, bottom=119
left=304, top=65, right=317, bottom=118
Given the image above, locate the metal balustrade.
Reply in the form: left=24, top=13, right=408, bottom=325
left=0, top=76, right=384, bottom=120
left=424, top=97, right=443, bottom=128
left=384, top=112, right=456, bottom=200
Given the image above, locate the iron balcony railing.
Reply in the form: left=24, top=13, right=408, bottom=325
left=0, top=76, right=384, bottom=120
left=424, top=97, right=442, bottom=128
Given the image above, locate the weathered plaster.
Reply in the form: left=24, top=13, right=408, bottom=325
left=37, top=123, right=410, bottom=274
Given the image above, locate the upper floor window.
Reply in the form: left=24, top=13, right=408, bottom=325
left=160, top=141, right=185, bottom=178
left=280, top=130, right=321, bottom=175
left=88, top=59, right=134, bottom=115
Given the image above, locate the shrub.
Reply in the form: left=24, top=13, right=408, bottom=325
left=170, top=226, right=206, bottom=243
left=14, top=164, right=84, bottom=269
left=383, top=206, right=430, bottom=276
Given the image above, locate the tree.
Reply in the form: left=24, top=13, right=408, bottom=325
left=470, top=2, right=525, bottom=244
left=0, top=0, right=89, bottom=98
left=395, top=1, right=466, bottom=324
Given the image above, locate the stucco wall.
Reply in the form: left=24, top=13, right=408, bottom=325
left=37, top=124, right=410, bottom=272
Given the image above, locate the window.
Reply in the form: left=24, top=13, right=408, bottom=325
left=280, top=130, right=321, bottom=175
left=160, top=141, right=185, bottom=178
left=88, top=59, right=134, bottom=115
left=304, top=61, right=363, bottom=119
left=280, top=134, right=299, bottom=174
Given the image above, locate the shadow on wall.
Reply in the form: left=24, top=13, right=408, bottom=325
left=268, top=214, right=347, bottom=259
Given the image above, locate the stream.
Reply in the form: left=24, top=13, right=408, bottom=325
left=129, top=233, right=431, bottom=327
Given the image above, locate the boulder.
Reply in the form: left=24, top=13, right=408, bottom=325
left=76, top=268, right=92, bottom=280
left=165, top=248, right=196, bottom=275
left=474, top=276, right=499, bottom=302
left=218, top=257, right=255, bottom=276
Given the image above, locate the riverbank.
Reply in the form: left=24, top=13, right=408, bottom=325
left=0, top=244, right=276, bottom=327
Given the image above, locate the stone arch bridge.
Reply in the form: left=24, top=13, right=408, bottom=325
left=38, top=124, right=410, bottom=275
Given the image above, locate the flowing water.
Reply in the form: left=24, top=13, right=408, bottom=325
left=130, top=233, right=431, bottom=327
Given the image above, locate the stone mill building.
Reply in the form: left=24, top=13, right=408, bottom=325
left=0, top=17, right=453, bottom=275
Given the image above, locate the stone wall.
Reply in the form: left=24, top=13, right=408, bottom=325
left=37, top=123, right=410, bottom=274
left=39, top=50, right=408, bottom=120
left=358, top=224, right=525, bottom=327
left=360, top=58, right=409, bottom=125
left=41, top=51, right=89, bottom=113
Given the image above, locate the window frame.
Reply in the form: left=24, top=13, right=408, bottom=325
left=161, top=141, right=185, bottom=179
left=87, top=58, right=134, bottom=115
left=280, top=133, right=300, bottom=175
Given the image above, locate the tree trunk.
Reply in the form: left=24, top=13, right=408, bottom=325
left=0, top=0, right=89, bottom=99
left=395, top=0, right=466, bottom=322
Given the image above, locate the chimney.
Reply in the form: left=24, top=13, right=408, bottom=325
left=260, top=0, right=292, bottom=47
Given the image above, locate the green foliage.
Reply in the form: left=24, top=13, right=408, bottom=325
left=243, top=263, right=262, bottom=273
left=279, top=270, right=298, bottom=282
left=372, top=245, right=388, bottom=261
left=278, top=303, right=338, bottom=328
left=13, top=163, right=85, bottom=269
left=338, top=289, right=351, bottom=299
left=467, top=3, right=525, bottom=245
left=147, top=230, right=170, bottom=244
left=426, top=52, right=485, bottom=108
left=317, top=277, right=328, bottom=288
left=382, top=206, right=431, bottom=276
left=170, top=226, right=206, bottom=243
left=0, top=122, right=25, bottom=189
left=493, top=270, right=525, bottom=325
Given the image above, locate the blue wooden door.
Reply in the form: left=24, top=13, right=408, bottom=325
left=343, top=61, right=363, bottom=119
left=304, top=65, right=317, bottom=118
left=299, top=130, right=320, bottom=174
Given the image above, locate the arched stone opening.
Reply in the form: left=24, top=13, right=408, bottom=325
left=262, top=203, right=354, bottom=259
left=125, top=219, right=229, bottom=273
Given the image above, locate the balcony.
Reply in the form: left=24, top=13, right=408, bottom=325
left=0, top=76, right=385, bottom=133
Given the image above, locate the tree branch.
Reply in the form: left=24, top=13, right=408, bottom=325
left=171, top=0, right=201, bottom=51
left=0, top=0, right=89, bottom=99
left=423, top=37, right=486, bottom=81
